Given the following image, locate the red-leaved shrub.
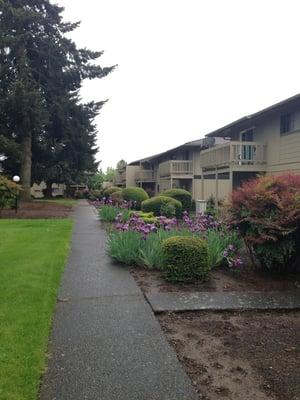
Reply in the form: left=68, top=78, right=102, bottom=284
left=226, top=173, right=300, bottom=272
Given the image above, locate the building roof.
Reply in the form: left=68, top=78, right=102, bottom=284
left=128, top=93, right=300, bottom=165
left=205, top=93, right=300, bottom=138
left=128, top=138, right=207, bottom=165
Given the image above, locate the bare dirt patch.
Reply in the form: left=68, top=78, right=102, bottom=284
left=131, top=266, right=299, bottom=294
left=0, top=201, right=75, bottom=219
left=158, top=311, right=300, bottom=400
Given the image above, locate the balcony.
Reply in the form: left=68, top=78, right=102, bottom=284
left=135, top=169, right=156, bottom=182
left=158, top=160, right=193, bottom=178
left=200, top=141, right=267, bottom=169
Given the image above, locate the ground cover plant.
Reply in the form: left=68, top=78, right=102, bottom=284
left=0, top=219, right=73, bottom=400
left=227, top=172, right=300, bottom=272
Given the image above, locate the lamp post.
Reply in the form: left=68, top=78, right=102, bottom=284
left=13, top=175, right=20, bottom=213
left=0, top=154, right=7, bottom=173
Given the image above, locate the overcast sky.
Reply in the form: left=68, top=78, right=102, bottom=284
left=56, top=0, right=300, bottom=170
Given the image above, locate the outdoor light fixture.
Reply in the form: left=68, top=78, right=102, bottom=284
left=13, top=175, right=20, bottom=183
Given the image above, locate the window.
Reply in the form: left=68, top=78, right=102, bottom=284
left=280, top=113, right=295, bottom=135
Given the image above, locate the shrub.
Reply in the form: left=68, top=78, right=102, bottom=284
left=226, top=173, right=300, bottom=272
left=122, top=187, right=149, bottom=209
left=162, top=188, right=192, bottom=211
left=0, top=176, right=21, bottom=209
left=111, top=190, right=123, bottom=204
left=103, top=186, right=122, bottom=197
left=99, top=205, right=131, bottom=222
left=141, top=195, right=182, bottom=217
left=160, top=202, right=176, bottom=218
left=162, top=236, right=210, bottom=282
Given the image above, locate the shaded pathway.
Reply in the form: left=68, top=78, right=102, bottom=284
left=40, top=201, right=197, bottom=400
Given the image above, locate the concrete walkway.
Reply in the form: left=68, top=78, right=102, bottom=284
left=40, top=201, right=197, bottom=400
left=146, top=291, right=300, bottom=313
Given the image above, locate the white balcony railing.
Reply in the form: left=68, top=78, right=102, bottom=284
left=135, top=170, right=156, bottom=182
left=200, top=141, right=267, bottom=168
left=158, top=160, right=193, bottom=178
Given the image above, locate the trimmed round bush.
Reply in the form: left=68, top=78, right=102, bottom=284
left=141, top=195, right=182, bottom=217
left=111, top=190, right=123, bottom=203
left=162, top=188, right=192, bottom=211
left=122, top=187, right=149, bottom=209
left=162, top=236, right=210, bottom=283
left=103, top=186, right=122, bottom=197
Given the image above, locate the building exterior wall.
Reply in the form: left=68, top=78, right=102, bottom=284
left=125, top=165, right=140, bottom=187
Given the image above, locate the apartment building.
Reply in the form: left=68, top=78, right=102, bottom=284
left=117, top=94, right=300, bottom=202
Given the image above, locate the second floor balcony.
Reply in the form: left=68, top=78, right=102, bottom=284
left=200, top=141, right=267, bottom=169
left=135, top=169, right=156, bottom=182
left=158, top=160, right=193, bottom=178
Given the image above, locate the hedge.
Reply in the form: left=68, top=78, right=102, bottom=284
left=162, top=188, right=192, bottom=211
left=141, top=195, right=182, bottom=217
left=122, top=187, right=149, bottom=209
left=103, top=186, right=122, bottom=197
left=162, top=236, right=210, bottom=283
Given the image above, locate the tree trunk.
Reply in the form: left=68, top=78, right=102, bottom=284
left=43, top=181, right=53, bottom=198
left=20, top=133, right=32, bottom=201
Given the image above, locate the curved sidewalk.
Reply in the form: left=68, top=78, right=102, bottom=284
left=40, top=201, right=197, bottom=400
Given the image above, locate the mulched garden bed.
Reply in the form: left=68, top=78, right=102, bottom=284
left=131, top=265, right=300, bottom=294
left=0, top=201, right=75, bottom=219
left=158, top=311, right=300, bottom=400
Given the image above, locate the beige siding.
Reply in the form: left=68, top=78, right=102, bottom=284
left=125, top=165, right=140, bottom=187
left=255, top=113, right=300, bottom=174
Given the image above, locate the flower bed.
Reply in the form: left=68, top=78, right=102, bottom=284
left=94, top=195, right=244, bottom=282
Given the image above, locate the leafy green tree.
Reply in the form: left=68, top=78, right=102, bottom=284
left=104, top=167, right=115, bottom=182
left=0, top=0, right=114, bottom=199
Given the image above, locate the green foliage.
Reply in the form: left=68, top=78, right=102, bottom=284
left=0, top=175, right=22, bottom=209
left=0, top=0, right=114, bottom=197
left=104, top=167, right=116, bottom=182
left=162, top=236, right=210, bottom=283
left=88, top=173, right=104, bottom=190
left=141, top=195, right=182, bottom=217
left=73, top=191, right=85, bottom=199
left=122, top=187, right=149, bottom=209
left=107, top=231, right=142, bottom=265
left=160, top=202, right=176, bottom=218
left=227, top=173, right=300, bottom=272
left=110, top=190, right=123, bottom=203
left=139, top=230, right=193, bottom=269
left=206, top=195, right=218, bottom=217
left=103, top=186, right=122, bottom=197
left=134, top=211, right=158, bottom=224
left=99, top=206, right=131, bottom=222
left=206, top=228, right=243, bottom=268
left=162, top=189, right=192, bottom=211
left=107, top=229, right=193, bottom=269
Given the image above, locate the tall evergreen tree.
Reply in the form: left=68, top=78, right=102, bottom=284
left=0, top=0, right=114, bottom=199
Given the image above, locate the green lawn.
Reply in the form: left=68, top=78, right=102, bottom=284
left=35, top=198, right=78, bottom=207
left=0, top=219, right=73, bottom=400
